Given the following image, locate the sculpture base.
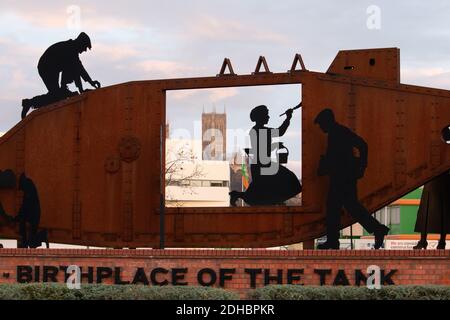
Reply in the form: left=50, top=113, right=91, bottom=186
left=0, top=249, right=448, bottom=295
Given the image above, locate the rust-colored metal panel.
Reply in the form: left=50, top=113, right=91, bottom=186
left=0, top=48, right=449, bottom=248
left=327, top=47, right=400, bottom=82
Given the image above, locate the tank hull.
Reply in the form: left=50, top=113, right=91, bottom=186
left=1, top=48, right=449, bottom=248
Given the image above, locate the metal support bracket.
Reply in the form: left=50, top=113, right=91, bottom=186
left=253, top=56, right=272, bottom=74
left=217, top=58, right=236, bottom=76
left=289, top=53, right=307, bottom=73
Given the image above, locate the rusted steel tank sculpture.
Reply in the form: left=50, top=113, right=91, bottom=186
left=0, top=48, right=449, bottom=248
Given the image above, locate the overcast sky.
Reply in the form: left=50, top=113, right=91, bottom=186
left=1, top=0, right=450, bottom=172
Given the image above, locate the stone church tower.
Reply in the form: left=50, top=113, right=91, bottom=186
left=202, top=109, right=227, bottom=160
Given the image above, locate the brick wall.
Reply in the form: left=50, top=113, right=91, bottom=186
left=0, top=249, right=448, bottom=296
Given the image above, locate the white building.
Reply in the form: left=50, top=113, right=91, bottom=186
left=165, top=138, right=230, bottom=207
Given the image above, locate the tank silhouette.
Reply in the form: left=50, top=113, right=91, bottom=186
left=0, top=48, right=449, bottom=248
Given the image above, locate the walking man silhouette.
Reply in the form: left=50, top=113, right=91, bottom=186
left=315, top=108, right=389, bottom=249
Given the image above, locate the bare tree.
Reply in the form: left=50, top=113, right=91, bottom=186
left=165, top=142, right=204, bottom=207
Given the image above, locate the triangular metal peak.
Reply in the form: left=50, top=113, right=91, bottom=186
left=217, top=58, right=236, bottom=76
left=253, top=56, right=272, bottom=74
left=289, top=53, right=307, bottom=72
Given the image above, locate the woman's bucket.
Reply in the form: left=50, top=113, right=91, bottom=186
left=277, top=146, right=289, bottom=164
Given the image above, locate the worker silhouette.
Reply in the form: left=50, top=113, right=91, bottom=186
left=21, top=32, right=101, bottom=119
left=443, top=125, right=450, bottom=144
left=315, top=108, right=389, bottom=249
left=414, top=126, right=450, bottom=249
left=229, top=104, right=302, bottom=206
left=413, top=172, right=450, bottom=249
left=414, top=127, right=450, bottom=250
left=0, top=173, right=48, bottom=248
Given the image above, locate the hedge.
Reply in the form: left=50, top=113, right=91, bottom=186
left=1, top=284, right=449, bottom=300
left=248, top=285, right=450, bottom=300
left=0, top=284, right=239, bottom=300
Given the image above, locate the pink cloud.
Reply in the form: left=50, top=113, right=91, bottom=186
left=3, top=4, right=143, bottom=32
left=208, top=88, right=239, bottom=102
left=136, top=59, right=199, bottom=78
left=402, top=67, right=450, bottom=89
left=94, top=43, right=140, bottom=61
left=189, top=15, right=290, bottom=44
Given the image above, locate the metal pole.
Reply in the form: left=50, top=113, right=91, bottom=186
left=159, top=125, right=165, bottom=249
left=385, top=206, right=389, bottom=227
left=350, top=224, right=354, bottom=250
left=241, top=154, right=244, bottom=207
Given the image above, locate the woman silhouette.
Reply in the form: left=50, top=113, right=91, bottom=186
left=413, top=127, right=450, bottom=249
left=413, top=172, right=450, bottom=249
left=229, top=105, right=302, bottom=206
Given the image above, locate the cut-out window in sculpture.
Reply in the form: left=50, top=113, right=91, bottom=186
left=166, top=85, right=302, bottom=208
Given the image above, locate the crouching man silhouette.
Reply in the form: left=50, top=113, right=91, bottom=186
left=315, top=109, right=389, bottom=250
left=21, top=32, right=101, bottom=119
left=0, top=174, right=48, bottom=248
